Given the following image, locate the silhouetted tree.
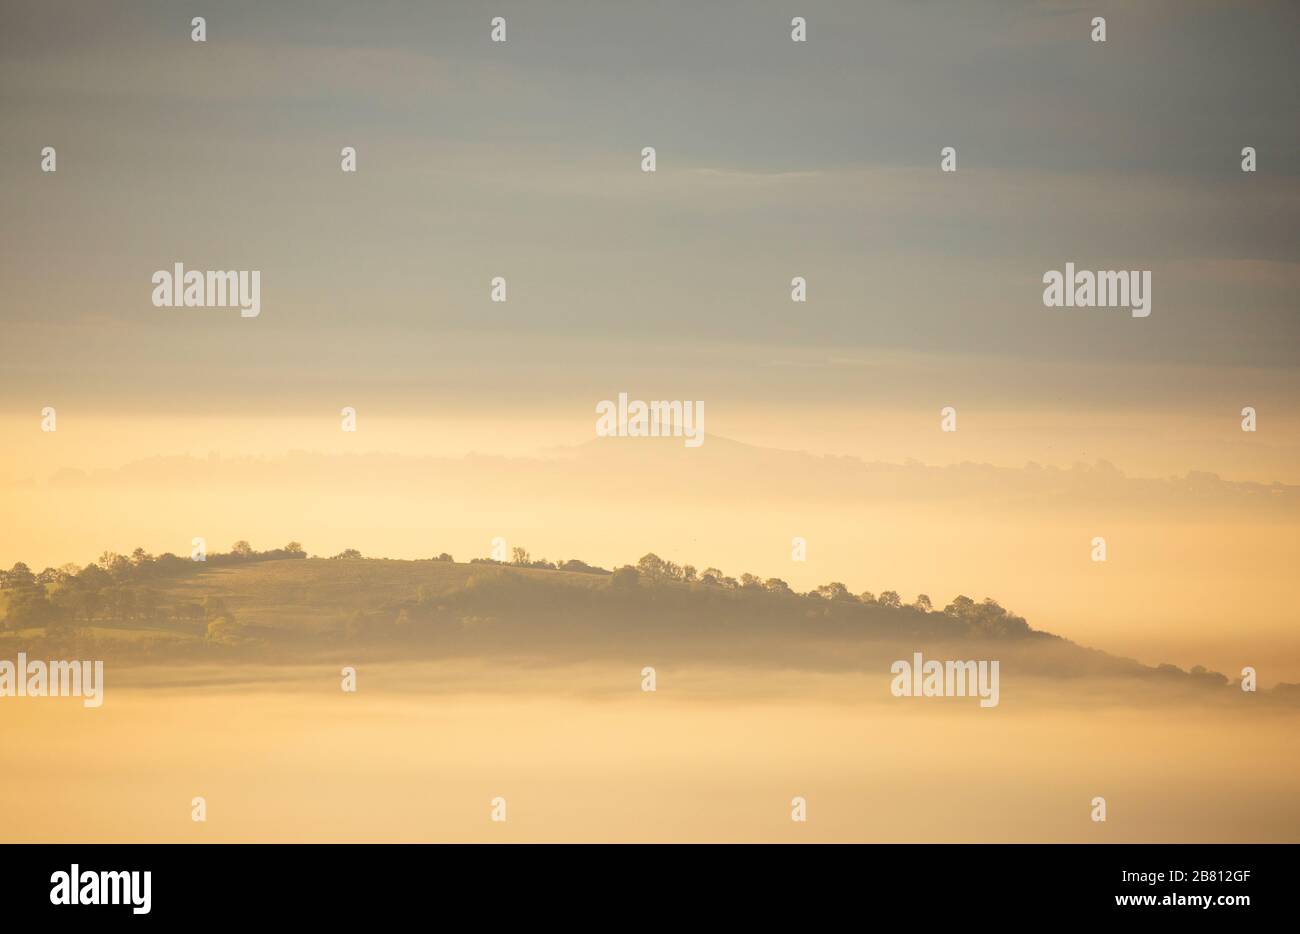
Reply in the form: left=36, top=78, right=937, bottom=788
left=944, top=595, right=976, bottom=617
left=636, top=554, right=666, bottom=579
left=611, top=566, right=640, bottom=591
left=3, top=584, right=54, bottom=628
left=3, top=562, right=35, bottom=589
left=77, top=587, right=102, bottom=623
left=815, top=582, right=853, bottom=601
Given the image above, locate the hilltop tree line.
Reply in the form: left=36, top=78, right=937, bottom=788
left=0, top=541, right=305, bottom=632
left=615, top=552, right=935, bottom=609
left=387, top=549, right=1031, bottom=641
left=1, top=543, right=1029, bottom=641
left=475, top=548, right=963, bottom=618
left=589, top=552, right=1024, bottom=637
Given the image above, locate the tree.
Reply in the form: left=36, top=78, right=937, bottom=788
left=98, top=553, right=131, bottom=582
left=77, top=587, right=102, bottom=623
left=562, top=559, right=610, bottom=575
left=4, top=584, right=54, bottom=628
left=331, top=549, right=362, bottom=560
left=284, top=541, right=306, bottom=557
left=942, top=595, right=1030, bottom=638
left=878, top=590, right=901, bottom=608
left=944, top=595, right=976, bottom=617
left=50, top=584, right=83, bottom=621
left=815, top=582, right=853, bottom=601
left=764, top=578, right=792, bottom=595
left=155, top=552, right=184, bottom=571
left=3, top=562, right=35, bottom=589
left=511, top=547, right=531, bottom=566
left=682, top=565, right=697, bottom=583
left=914, top=594, right=933, bottom=612
left=611, top=566, right=640, bottom=591
left=231, top=540, right=254, bottom=558
left=701, top=567, right=724, bottom=585
left=636, top=554, right=666, bottom=579
left=78, top=563, right=111, bottom=590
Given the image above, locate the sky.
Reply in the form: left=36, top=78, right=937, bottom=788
left=1, top=0, right=1298, bottom=676
left=2, top=0, right=1297, bottom=402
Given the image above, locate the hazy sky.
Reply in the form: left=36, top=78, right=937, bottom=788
left=2, top=0, right=1297, bottom=418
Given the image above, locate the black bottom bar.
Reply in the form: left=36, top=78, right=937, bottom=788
left=0, top=843, right=1289, bottom=923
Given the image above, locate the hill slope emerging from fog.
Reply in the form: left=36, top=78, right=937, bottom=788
left=3, top=551, right=1293, bottom=700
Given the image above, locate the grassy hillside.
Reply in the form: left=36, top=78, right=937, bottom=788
left=2, top=548, right=1287, bottom=700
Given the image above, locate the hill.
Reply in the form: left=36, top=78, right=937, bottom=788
left=2, top=544, right=1293, bottom=702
